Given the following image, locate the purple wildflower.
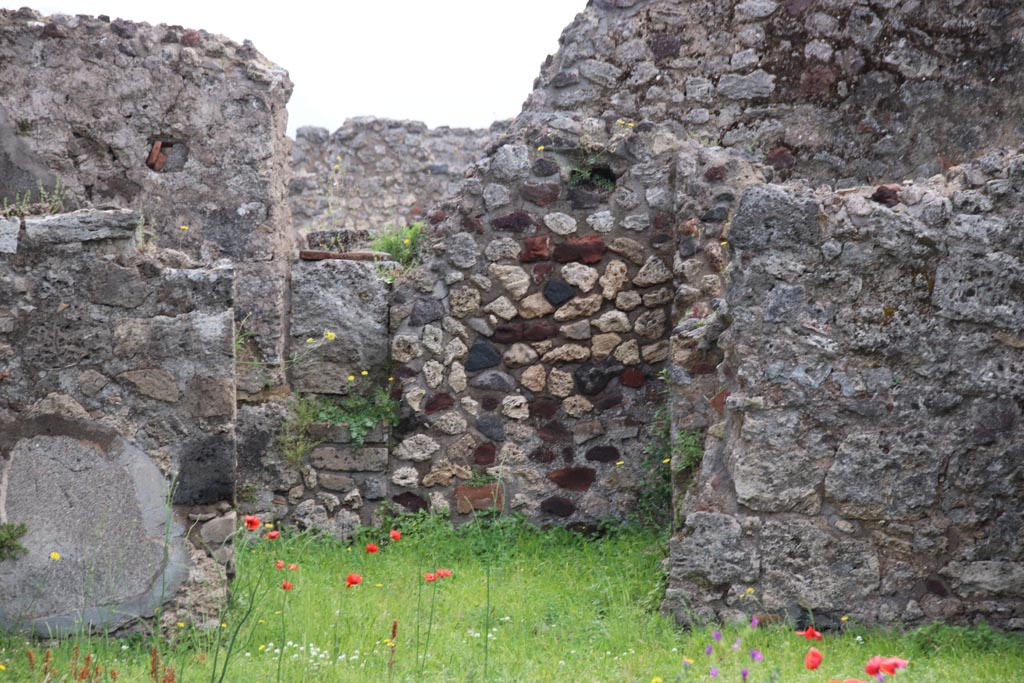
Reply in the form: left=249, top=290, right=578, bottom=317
left=710, top=666, right=719, bottom=678
left=750, top=649, right=763, bottom=663
left=741, top=669, right=749, bottom=681
left=732, top=638, right=741, bottom=652
left=705, top=645, right=713, bottom=655
left=713, top=630, right=722, bottom=642
left=750, top=616, right=759, bottom=629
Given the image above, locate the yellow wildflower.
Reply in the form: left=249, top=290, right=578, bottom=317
left=746, top=587, right=755, bottom=595
left=361, top=370, right=368, bottom=376
left=265, top=522, right=274, bottom=529
left=258, top=619, right=266, bottom=624
left=176, top=622, right=185, bottom=628
left=841, top=615, right=850, bottom=622
left=720, top=240, right=728, bottom=246
left=652, top=678, right=663, bottom=683
left=0, top=664, right=6, bottom=671
left=324, top=331, right=336, bottom=341
left=403, top=238, right=410, bottom=245
left=662, top=458, right=671, bottom=464
left=682, top=657, right=694, bottom=665
left=258, top=644, right=266, bottom=652
left=375, top=583, right=384, bottom=587
left=49, top=551, right=61, bottom=561
left=536, top=145, right=545, bottom=152
left=615, top=461, right=625, bottom=466
left=220, top=623, right=227, bottom=629
left=348, top=375, right=355, bottom=382
left=616, top=119, right=625, bottom=125
left=180, top=225, right=189, bottom=231
left=332, top=164, right=340, bottom=171
left=388, top=377, right=394, bottom=382
left=305, top=337, right=315, bottom=344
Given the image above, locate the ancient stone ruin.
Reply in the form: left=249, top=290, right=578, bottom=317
left=1, top=0, right=1021, bottom=634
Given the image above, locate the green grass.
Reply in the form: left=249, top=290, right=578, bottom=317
left=1, top=516, right=1022, bottom=682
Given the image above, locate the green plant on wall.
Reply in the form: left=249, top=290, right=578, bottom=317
left=567, top=152, right=617, bottom=192
left=314, top=372, right=400, bottom=448
left=278, top=394, right=324, bottom=468
left=370, top=222, right=424, bottom=269
left=633, top=403, right=704, bottom=531
left=1, top=179, right=67, bottom=219
left=278, top=375, right=399, bottom=468
left=0, top=522, right=28, bottom=562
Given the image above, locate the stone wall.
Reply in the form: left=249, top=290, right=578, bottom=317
left=0, top=209, right=231, bottom=633
left=0, top=8, right=295, bottom=632
left=2, top=0, right=1022, bottom=633
left=524, top=0, right=1024, bottom=184
left=290, top=118, right=501, bottom=236
left=377, top=128, right=761, bottom=524
left=666, top=152, right=1024, bottom=629
left=0, top=8, right=295, bottom=393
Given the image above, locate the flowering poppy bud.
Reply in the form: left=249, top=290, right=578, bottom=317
left=805, top=647, right=823, bottom=670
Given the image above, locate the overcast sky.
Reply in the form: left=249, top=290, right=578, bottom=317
left=25, top=1, right=585, bottom=136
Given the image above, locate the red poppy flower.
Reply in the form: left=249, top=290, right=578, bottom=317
left=243, top=515, right=260, bottom=531
left=365, top=543, right=379, bottom=553
left=345, top=573, right=362, bottom=588
left=881, top=657, right=909, bottom=674
left=389, top=529, right=401, bottom=541
left=795, top=626, right=823, bottom=641
left=274, top=560, right=285, bottom=570
left=281, top=580, right=293, bottom=591
left=288, top=563, right=299, bottom=571
left=265, top=530, right=280, bottom=540
left=804, top=647, right=823, bottom=671
left=424, top=572, right=437, bottom=582
left=866, top=656, right=909, bottom=676
left=435, top=568, right=453, bottom=578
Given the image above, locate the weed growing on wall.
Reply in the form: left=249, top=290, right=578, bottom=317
left=0, top=179, right=67, bottom=218
left=314, top=373, right=399, bottom=448
left=278, top=395, right=324, bottom=468
left=0, top=523, right=28, bottom=562
left=370, top=222, right=424, bottom=269
left=634, top=372, right=704, bottom=531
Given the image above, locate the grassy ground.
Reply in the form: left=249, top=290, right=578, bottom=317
left=1, top=514, right=1021, bottom=682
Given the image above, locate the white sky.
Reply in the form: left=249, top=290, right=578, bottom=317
left=26, top=1, right=586, bottom=136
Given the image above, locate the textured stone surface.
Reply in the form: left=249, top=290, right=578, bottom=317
left=291, top=118, right=497, bottom=233
left=290, top=260, right=389, bottom=394
left=670, top=156, right=1024, bottom=628
left=0, top=418, right=189, bottom=635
